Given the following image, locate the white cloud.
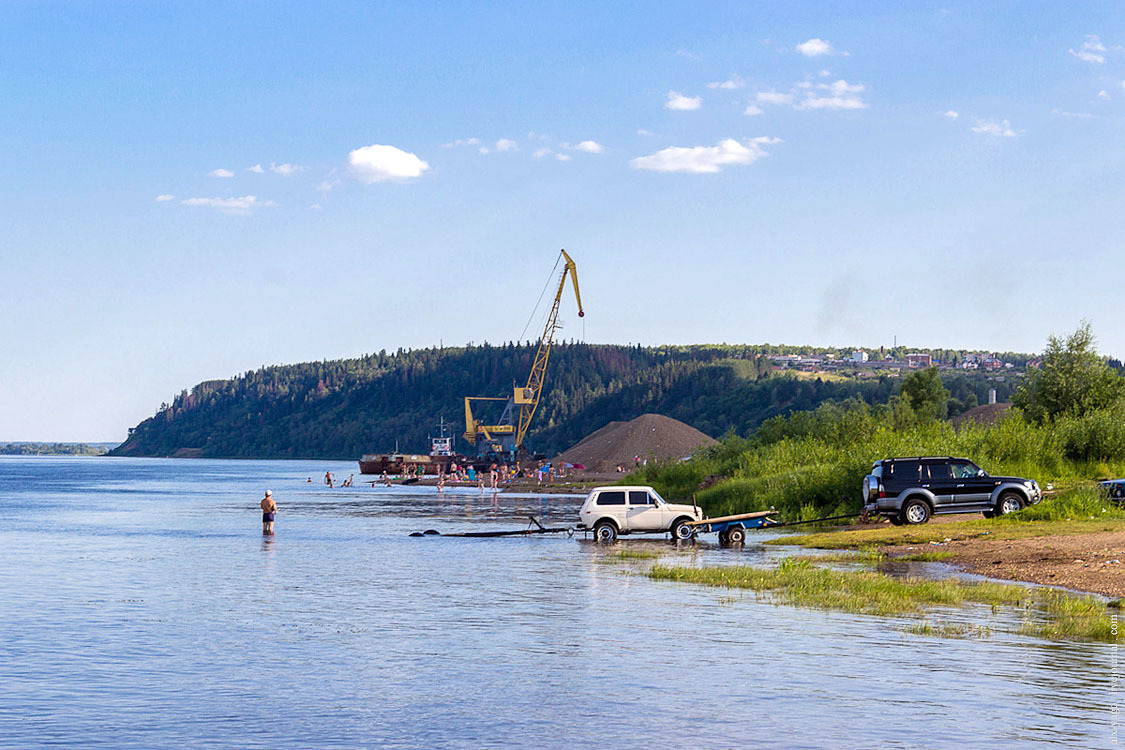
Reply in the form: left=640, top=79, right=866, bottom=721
left=756, top=90, right=795, bottom=106
left=478, top=146, right=490, bottom=154
left=347, top=144, right=430, bottom=183
left=271, top=163, right=301, bottom=176
left=629, top=137, right=779, bottom=174
left=495, top=138, right=518, bottom=152
left=573, top=140, right=604, bottom=154
left=155, top=194, right=175, bottom=202
left=637, top=129, right=654, bottom=136
left=1097, top=89, right=1111, bottom=101
left=675, top=49, right=702, bottom=62
left=208, top=168, right=234, bottom=178
left=247, top=164, right=264, bottom=174
left=316, top=179, right=340, bottom=192
left=971, top=118, right=1020, bottom=137
left=665, top=91, right=702, bottom=111
left=1069, top=35, right=1107, bottom=64
left=532, top=147, right=553, bottom=159
left=1051, top=108, right=1094, bottom=119
left=943, top=110, right=959, bottom=119
left=707, top=75, right=744, bottom=90
left=442, top=137, right=481, bottom=148
left=555, top=153, right=572, bottom=162
left=308, top=203, right=323, bottom=211
left=796, top=38, right=833, bottom=57
left=744, top=104, right=764, bottom=116
left=795, top=79, right=867, bottom=110
left=180, top=195, right=277, bottom=215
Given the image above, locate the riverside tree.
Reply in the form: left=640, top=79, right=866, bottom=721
left=899, top=367, right=949, bottom=422
left=1014, top=323, right=1125, bottom=422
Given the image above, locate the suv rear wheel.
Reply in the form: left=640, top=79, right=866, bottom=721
left=902, top=499, right=931, bottom=525
left=593, top=520, right=618, bottom=543
left=997, top=492, right=1024, bottom=516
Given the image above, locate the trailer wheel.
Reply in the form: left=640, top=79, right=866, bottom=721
left=888, top=515, right=905, bottom=526
left=671, top=519, right=695, bottom=540
left=727, top=527, right=746, bottom=544
left=593, top=521, right=618, bottom=543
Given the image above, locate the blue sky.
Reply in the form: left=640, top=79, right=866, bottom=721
left=2, top=1, right=1124, bottom=441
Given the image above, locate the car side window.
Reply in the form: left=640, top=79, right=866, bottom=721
left=950, top=463, right=977, bottom=479
left=926, top=464, right=953, bottom=480
left=628, top=490, right=652, bottom=506
left=596, top=491, right=626, bottom=506
left=890, top=461, right=919, bottom=481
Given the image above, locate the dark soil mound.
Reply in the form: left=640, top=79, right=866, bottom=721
left=952, top=402, right=1012, bottom=430
left=556, top=413, right=718, bottom=473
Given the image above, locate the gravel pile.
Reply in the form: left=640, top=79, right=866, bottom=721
left=555, top=413, right=717, bottom=473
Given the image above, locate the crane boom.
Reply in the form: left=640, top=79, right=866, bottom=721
left=463, top=249, right=583, bottom=458
left=515, top=249, right=583, bottom=448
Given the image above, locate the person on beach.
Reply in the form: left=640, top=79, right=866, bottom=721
left=490, top=467, right=498, bottom=491
left=325, top=471, right=334, bottom=488
left=260, top=490, right=277, bottom=535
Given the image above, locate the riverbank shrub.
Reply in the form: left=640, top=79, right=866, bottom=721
left=634, top=403, right=1125, bottom=520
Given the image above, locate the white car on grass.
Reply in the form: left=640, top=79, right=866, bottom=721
left=577, top=486, right=703, bottom=542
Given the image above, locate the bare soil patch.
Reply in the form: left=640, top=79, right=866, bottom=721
left=886, top=531, right=1125, bottom=597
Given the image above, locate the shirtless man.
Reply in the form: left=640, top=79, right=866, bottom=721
left=260, top=490, right=277, bottom=534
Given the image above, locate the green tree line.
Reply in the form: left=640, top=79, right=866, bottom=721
left=111, top=342, right=1017, bottom=460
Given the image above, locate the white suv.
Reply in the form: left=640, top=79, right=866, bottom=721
left=577, top=486, right=703, bottom=542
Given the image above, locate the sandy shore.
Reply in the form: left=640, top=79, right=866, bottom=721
left=886, top=530, right=1125, bottom=598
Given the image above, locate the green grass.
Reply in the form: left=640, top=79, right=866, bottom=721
left=903, top=621, right=993, bottom=638
left=631, top=401, right=1125, bottom=522
left=648, top=558, right=1115, bottom=642
left=798, top=546, right=886, bottom=564
left=893, top=551, right=956, bottom=562
left=652, top=559, right=1116, bottom=643
left=799, top=548, right=956, bottom=563
left=600, top=549, right=663, bottom=562
left=769, top=516, right=1125, bottom=551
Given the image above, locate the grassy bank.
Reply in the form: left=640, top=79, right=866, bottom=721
left=771, top=486, right=1125, bottom=549
left=629, top=400, right=1125, bottom=521
left=648, top=558, right=1115, bottom=642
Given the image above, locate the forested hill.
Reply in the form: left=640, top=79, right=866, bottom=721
left=110, top=343, right=1016, bottom=460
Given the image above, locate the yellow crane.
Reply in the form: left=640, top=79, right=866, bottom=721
left=463, top=249, right=584, bottom=458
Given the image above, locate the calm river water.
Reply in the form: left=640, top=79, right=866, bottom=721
left=0, top=456, right=1117, bottom=748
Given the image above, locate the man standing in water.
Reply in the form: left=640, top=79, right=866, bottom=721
left=260, top=490, right=277, bottom=535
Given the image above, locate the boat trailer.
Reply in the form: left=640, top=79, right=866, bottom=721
left=684, top=510, right=864, bottom=544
